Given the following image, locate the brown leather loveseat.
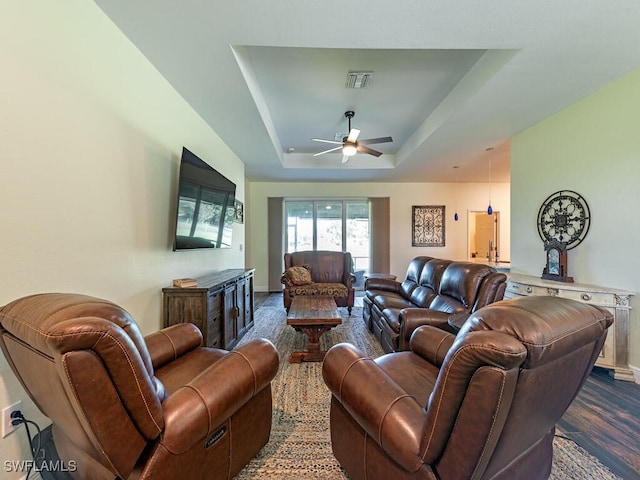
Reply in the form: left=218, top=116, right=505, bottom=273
left=281, top=250, right=357, bottom=314
left=323, top=295, right=613, bottom=480
left=0, top=293, right=279, bottom=480
left=363, top=256, right=506, bottom=352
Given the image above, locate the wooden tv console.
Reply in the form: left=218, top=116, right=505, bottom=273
left=162, top=268, right=254, bottom=349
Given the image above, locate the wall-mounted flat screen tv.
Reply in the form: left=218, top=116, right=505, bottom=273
left=172, top=147, right=236, bottom=250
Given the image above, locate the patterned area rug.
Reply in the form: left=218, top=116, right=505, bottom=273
left=235, top=306, right=620, bottom=479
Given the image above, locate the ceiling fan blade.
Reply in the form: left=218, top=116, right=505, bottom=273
left=313, top=145, right=343, bottom=156
left=341, top=155, right=350, bottom=164
left=357, top=145, right=383, bottom=157
left=358, top=136, right=393, bottom=145
left=346, top=128, right=360, bottom=143
left=312, top=138, right=343, bottom=145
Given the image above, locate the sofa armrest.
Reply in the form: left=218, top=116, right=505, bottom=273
left=160, top=339, right=279, bottom=454
left=145, top=323, right=203, bottom=370
left=322, top=343, right=426, bottom=473
left=447, top=312, right=471, bottom=331
left=364, top=277, right=401, bottom=292
left=408, top=326, right=456, bottom=368
left=398, top=308, right=456, bottom=351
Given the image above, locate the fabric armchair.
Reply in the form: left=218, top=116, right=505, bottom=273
left=281, top=250, right=357, bottom=313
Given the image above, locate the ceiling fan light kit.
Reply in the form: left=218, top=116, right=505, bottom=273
left=342, top=144, right=357, bottom=156
left=312, top=110, right=393, bottom=163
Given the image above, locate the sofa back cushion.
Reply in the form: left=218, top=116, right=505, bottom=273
left=285, top=250, right=349, bottom=284
left=429, top=263, right=495, bottom=314
left=410, top=259, right=451, bottom=307
left=400, top=256, right=432, bottom=299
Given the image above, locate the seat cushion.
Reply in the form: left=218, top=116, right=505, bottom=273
left=289, top=282, right=349, bottom=298
left=381, top=308, right=402, bottom=333
left=375, top=351, right=439, bottom=405
left=373, top=293, right=415, bottom=311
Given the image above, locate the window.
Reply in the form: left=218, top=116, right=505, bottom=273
left=285, top=199, right=370, bottom=278
left=345, top=202, right=370, bottom=275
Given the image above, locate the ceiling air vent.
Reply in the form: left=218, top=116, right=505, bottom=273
left=334, top=132, right=348, bottom=141
left=345, top=71, right=373, bottom=89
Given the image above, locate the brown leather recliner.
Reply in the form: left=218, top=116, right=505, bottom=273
left=281, top=250, right=356, bottom=314
left=0, top=293, right=279, bottom=480
left=323, top=295, right=612, bottom=480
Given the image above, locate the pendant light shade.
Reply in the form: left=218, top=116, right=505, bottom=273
left=453, top=165, right=460, bottom=221
left=487, top=155, right=493, bottom=215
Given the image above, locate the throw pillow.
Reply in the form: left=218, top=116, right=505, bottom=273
left=286, top=265, right=312, bottom=286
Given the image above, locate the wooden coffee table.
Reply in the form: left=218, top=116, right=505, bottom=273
left=286, top=296, right=342, bottom=364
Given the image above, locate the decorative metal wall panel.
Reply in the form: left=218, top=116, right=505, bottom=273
left=412, top=205, right=445, bottom=247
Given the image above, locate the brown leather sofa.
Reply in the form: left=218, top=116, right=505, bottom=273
left=363, top=256, right=506, bottom=352
left=323, top=295, right=613, bottom=480
left=0, top=293, right=279, bottom=480
left=281, top=250, right=357, bottom=314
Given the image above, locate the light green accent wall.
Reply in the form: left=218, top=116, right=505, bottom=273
left=511, top=67, right=640, bottom=373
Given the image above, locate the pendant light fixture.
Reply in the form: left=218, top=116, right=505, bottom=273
left=486, top=150, right=493, bottom=215
left=453, top=165, right=460, bottom=221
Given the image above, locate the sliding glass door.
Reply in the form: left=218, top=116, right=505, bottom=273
left=316, top=201, right=343, bottom=250
left=286, top=202, right=313, bottom=252
left=285, top=199, right=370, bottom=279
left=345, top=202, right=370, bottom=276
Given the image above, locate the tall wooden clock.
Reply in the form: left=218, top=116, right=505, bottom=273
left=537, top=190, right=591, bottom=282
left=542, top=240, right=573, bottom=282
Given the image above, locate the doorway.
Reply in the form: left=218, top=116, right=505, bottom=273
left=468, top=211, right=500, bottom=261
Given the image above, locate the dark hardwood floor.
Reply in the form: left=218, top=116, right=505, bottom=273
left=558, top=367, right=640, bottom=479
left=255, top=292, right=640, bottom=479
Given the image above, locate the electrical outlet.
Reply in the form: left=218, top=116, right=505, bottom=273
left=2, top=400, right=23, bottom=438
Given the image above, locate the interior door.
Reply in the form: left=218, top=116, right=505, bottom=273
left=469, top=211, right=499, bottom=260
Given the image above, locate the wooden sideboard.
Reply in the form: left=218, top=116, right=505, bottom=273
left=162, top=268, right=254, bottom=350
left=505, top=273, right=634, bottom=381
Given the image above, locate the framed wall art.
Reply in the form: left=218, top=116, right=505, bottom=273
left=412, top=205, right=445, bottom=247
left=234, top=200, right=244, bottom=224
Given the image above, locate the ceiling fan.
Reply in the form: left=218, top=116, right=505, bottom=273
left=312, top=111, right=393, bottom=163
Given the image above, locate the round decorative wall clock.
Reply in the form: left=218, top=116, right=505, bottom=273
left=537, top=190, right=591, bottom=250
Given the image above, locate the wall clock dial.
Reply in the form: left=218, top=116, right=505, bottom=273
left=537, top=190, right=590, bottom=250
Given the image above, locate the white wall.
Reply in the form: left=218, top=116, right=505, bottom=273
left=0, top=2, right=245, bottom=473
left=247, top=181, right=511, bottom=291
left=511, top=67, right=640, bottom=377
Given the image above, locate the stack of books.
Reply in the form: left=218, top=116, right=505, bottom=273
left=173, top=278, right=198, bottom=288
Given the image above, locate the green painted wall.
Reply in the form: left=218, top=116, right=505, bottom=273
left=511, top=67, right=640, bottom=374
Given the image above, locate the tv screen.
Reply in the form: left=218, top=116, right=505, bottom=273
left=173, top=147, right=236, bottom=250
